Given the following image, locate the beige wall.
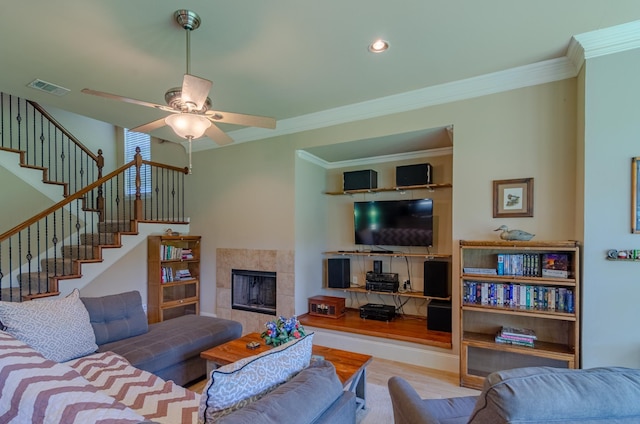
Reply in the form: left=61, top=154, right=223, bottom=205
left=183, top=78, right=579, bottom=361
left=35, top=55, right=640, bottom=369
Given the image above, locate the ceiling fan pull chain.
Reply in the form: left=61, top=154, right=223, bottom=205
left=188, top=136, right=193, bottom=175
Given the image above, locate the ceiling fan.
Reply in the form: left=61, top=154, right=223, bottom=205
left=82, top=10, right=276, bottom=172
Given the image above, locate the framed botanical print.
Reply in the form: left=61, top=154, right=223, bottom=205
left=493, top=178, right=534, bottom=218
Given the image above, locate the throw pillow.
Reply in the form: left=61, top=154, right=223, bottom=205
left=0, top=289, right=98, bottom=362
left=199, top=333, right=314, bottom=423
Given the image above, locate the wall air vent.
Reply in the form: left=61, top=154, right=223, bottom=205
left=27, top=79, right=70, bottom=96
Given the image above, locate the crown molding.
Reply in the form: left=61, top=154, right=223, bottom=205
left=297, top=147, right=453, bottom=170
left=573, top=19, right=640, bottom=60
left=214, top=57, right=575, bottom=151
left=191, top=20, right=640, bottom=154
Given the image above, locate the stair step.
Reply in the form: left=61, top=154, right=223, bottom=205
left=40, top=258, right=76, bottom=276
left=81, top=232, right=116, bottom=246
left=61, top=245, right=96, bottom=260
left=16, top=273, right=51, bottom=292
left=98, top=220, right=131, bottom=233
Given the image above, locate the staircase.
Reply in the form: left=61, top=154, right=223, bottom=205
left=0, top=93, right=190, bottom=301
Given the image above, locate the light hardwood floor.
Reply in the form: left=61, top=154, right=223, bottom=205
left=189, top=357, right=480, bottom=399
left=366, top=357, right=480, bottom=399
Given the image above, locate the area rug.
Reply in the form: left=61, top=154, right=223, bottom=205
left=357, top=382, right=393, bottom=424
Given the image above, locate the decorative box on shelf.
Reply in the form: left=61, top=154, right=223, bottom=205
left=308, top=295, right=346, bottom=319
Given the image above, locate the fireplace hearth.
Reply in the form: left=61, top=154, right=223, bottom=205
left=231, top=269, right=277, bottom=315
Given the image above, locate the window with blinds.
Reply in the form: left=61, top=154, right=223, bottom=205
left=124, top=129, right=151, bottom=195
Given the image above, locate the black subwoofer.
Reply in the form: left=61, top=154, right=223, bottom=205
left=427, top=300, right=452, bottom=332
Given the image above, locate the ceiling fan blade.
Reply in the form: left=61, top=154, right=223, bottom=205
left=130, top=117, right=167, bottom=134
left=205, top=123, right=234, bottom=146
left=181, top=74, right=212, bottom=110
left=205, top=110, right=276, bottom=129
left=81, top=88, right=166, bottom=110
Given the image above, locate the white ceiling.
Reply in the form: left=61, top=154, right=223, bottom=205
left=2, top=1, right=640, bottom=160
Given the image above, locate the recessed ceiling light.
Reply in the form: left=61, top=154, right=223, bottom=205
left=368, top=39, right=389, bottom=53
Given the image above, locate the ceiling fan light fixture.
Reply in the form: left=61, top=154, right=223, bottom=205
left=165, top=113, right=211, bottom=139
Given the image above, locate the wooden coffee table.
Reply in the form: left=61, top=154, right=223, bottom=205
left=201, top=332, right=373, bottom=409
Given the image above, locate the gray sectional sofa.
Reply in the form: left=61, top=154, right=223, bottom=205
left=388, top=366, right=640, bottom=423
left=80, top=290, right=242, bottom=386
left=0, top=289, right=356, bottom=423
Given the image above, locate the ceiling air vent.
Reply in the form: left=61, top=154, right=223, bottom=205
left=27, top=79, right=70, bottom=96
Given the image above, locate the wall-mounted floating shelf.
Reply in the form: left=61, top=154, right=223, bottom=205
left=324, top=183, right=452, bottom=196
left=324, top=251, right=451, bottom=259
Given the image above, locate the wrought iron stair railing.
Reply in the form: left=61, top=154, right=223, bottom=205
left=0, top=149, right=189, bottom=301
left=0, top=93, right=104, bottom=196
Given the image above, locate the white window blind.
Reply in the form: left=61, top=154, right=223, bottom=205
left=124, top=129, right=151, bottom=195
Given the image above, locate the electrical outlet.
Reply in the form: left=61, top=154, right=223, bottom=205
left=352, top=276, right=358, bottom=286
left=142, top=303, right=147, bottom=313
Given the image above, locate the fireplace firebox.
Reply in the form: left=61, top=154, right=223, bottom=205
left=231, top=269, right=277, bottom=315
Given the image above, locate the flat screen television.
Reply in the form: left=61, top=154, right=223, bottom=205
left=354, top=198, right=433, bottom=247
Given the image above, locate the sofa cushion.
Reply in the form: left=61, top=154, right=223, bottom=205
left=199, top=333, right=314, bottom=423
left=468, top=366, right=640, bottom=424
left=99, top=313, right=242, bottom=375
left=0, top=330, right=146, bottom=423
left=216, top=359, right=344, bottom=424
left=81, top=290, right=148, bottom=345
left=0, top=289, right=97, bottom=362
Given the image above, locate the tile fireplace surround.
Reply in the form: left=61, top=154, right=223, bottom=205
left=216, top=248, right=295, bottom=334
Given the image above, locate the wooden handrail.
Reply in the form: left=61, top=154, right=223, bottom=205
left=0, top=159, right=136, bottom=242
left=141, top=159, right=189, bottom=174
left=28, top=101, right=99, bottom=162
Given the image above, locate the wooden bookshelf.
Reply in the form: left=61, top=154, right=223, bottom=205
left=147, top=235, right=201, bottom=324
left=459, top=240, right=581, bottom=389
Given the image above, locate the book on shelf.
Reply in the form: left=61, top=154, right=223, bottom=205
left=541, top=253, right=569, bottom=278
left=161, top=266, right=174, bottom=283
left=499, top=326, right=537, bottom=340
left=181, top=248, right=194, bottom=260
left=463, top=267, right=497, bottom=275
left=462, top=281, right=575, bottom=313
left=175, top=269, right=192, bottom=280
left=496, top=253, right=542, bottom=277
left=495, top=326, right=536, bottom=347
left=495, top=335, right=535, bottom=347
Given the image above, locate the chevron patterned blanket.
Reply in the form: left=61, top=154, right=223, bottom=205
left=0, top=330, right=200, bottom=424
left=65, top=351, right=200, bottom=424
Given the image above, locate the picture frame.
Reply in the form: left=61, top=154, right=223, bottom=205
left=493, top=178, right=534, bottom=218
left=632, top=157, right=640, bottom=233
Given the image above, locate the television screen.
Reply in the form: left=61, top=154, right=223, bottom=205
left=354, top=199, right=433, bottom=247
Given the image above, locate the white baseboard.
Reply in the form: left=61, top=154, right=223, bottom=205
left=306, top=326, right=459, bottom=373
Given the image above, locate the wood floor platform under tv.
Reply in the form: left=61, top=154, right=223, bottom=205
left=299, top=308, right=452, bottom=349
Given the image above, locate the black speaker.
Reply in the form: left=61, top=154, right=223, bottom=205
left=327, top=258, right=350, bottom=288
left=423, top=260, right=450, bottom=298
left=427, top=300, right=452, bottom=332
left=343, top=169, right=378, bottom=191
left=396, top=163, right=432, bottom=187
left=373, top=260, right=382, bottom=274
